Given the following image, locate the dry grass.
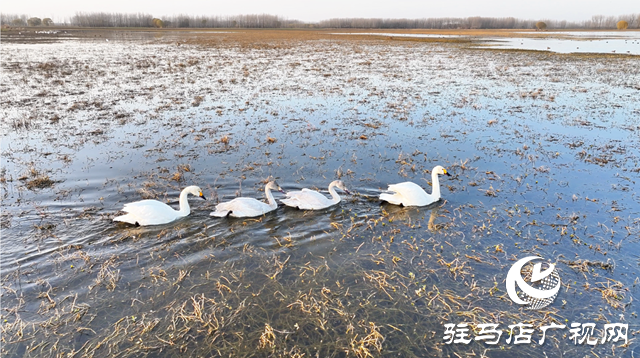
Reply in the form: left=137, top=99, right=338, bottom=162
left=593, top=279, right=628, bottom=309
left=89, top=256, right=121, bottom=291
left=2, top=25, right=638, bottom=358
left=1, top=206, right=628, bottom=357
left=21, top=166, right=55, bottom=190
left=258, top=323, right=276, bottom=349
left=174, top=28, right=580, bottom=47
left=23, top=27, right=540, bottom=51
left=170, top=171, right=183, bottom=182
left=26, top=175, right=55, bottom=190
left=350, top=322, right=385, bottom=358
left=218, top=135, right=230, bottom=144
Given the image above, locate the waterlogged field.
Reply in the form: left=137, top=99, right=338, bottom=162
left=1, top=29, right=640, bottom=357
left=340, top=30, right=640, bottom=55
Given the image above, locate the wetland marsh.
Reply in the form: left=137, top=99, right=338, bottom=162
left=1, top=29, right=639, bottom=357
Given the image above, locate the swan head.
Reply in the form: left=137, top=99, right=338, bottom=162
left=433, top=165, right=451, bottom=177
left=332, top=180, right=351, bottom=195
left=185, top=185, right=207, bottom=200
left=266, top=181, right=286, bottom=194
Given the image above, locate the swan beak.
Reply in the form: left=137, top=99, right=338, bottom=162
left=199, top=192, right=207, bottom=200
left=344, top=189, right=352, bottom=195
left=279, top=189, right=286, bottom=194
left=443, top=169, right=451, bottom=177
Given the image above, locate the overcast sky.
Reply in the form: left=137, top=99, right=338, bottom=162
left=5, top=0, right=638, bottom=23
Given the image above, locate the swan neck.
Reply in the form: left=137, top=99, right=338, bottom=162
left=265, top=187, right=277, bottom=209
left=177, top=189, right=191, bottom=216
left=431, top=170, right=441, bottom=200
left=328, top=183, right=341, bottom=204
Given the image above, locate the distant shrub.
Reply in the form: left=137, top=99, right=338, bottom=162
left=152, top=18, right=164, bottom=28
left=43, top=18, right=54, bottom=26
left=12, top=18, right=25, bottom=26
left=26, top=175, right=54, bottom=190
left=27, top=17, right=42, bottom=26
left=616, top=21, right=628, bottom=30
left=535, top=21, right=547, bottom=30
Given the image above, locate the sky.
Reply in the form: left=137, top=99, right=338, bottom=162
left=4, top=0, right=638, bottom=23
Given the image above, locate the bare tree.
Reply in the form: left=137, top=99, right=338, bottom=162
left=1, top=13, right=27, bottom=26
left=620, top=13, right=639, bottom=28
left=591, top=15, right=605, bottom=28
left=70, top=12, right=154, bottom=27
left=3, top=12, right=639, bottom=29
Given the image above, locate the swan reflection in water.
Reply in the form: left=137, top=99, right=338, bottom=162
left=380, top=201, right=443, bottom=232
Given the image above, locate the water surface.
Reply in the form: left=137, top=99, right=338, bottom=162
left=1, top=31, right=639, bottom=357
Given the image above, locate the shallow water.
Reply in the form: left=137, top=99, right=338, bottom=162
left=344, top=30, right=640, bottom=55
left=483, top=36, right=640, bottom=55
left=522, top=31, right=640, bottom=38
left=1, top=32, right=640, bottom=357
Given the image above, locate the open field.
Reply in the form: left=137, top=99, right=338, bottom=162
left=1, top=29, right=639, bottom=357
left=3, top=26, right=639, bottom=42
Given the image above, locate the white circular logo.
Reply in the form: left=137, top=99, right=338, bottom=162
left=506, top=256, right=561, bottom=310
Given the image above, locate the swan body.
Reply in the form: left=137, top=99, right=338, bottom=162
left=114, top=185, right=206, bottom=226
left=380, top=165, right=450, bottom=207
left=210, top=181, right=284, bottom=218
left=281, top=180, right=351, bottom=210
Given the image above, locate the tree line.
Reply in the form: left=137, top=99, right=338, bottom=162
left=317, top=14, right=639, bottom=29
left=2, top=12, right=638, bottom=29
left=2, top=14, right=54, bottom=27
left=1, top=13, right=302, bottom=29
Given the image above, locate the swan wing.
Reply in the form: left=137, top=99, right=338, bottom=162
left=382, top=182, right=435, bottom=206
left=113, top=213, right=141, bottom=225
left=284, top=188, right=319, bottom=199
left=379, top=192, right=404, bottom=206
left=387, top=182, right=424, bottom=194
left=281, top=189, right=333, bottom=210
left=212, top=198, right=274, bottom=218
left=210, top=198, right=238, bottom=217
left=121, top=199, right=162, bottom=209
left=115, top=200, right=179, bottom=225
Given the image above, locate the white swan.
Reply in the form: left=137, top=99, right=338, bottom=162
left=280, top=180, right=351, bottom=210
left=114, top=185, right=206, bottom=226
left=210, top=181, right=284, bottom=218
left=380, top=165, right=451, bottom=206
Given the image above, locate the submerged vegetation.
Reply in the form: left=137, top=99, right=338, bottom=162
left=1, top=29, right=639, bottom=357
